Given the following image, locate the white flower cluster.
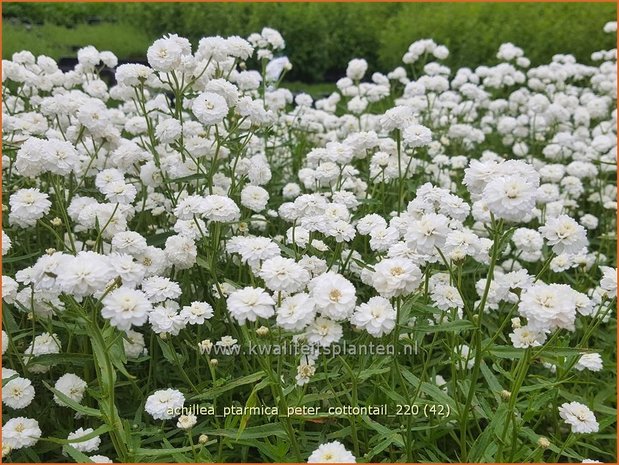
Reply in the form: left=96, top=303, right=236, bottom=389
left=1, top=22, right=616, bottom=463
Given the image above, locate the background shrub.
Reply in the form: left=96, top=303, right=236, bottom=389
left=3, top=2, right=616, bottom=82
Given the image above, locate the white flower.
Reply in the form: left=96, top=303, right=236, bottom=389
left=308, top=272, right=356, bottom=321
left=296, top=358, right=316, bottom=386
left=115, top=63, right=153, bottom=86
left=149, top=303, right=186, bottom=336
left=123, top=330, right=147, bottom=358
left=227, top=287, right=275, bottom=324
left=518, top=283, right=577, bottom=332
left=137, top=247, right=168, bottom=278
left=215, top=336, right=239, bottom=354
left=192, top=92, right=229, bottom=126
left=402, top=124, right=432, bottom=148
left=109, top=253, right=146, bottom=288
left=54, top=373, right=88, bottom=406
left=24, top=332, right=61, bottom=372
left=405, top=213, right=450, bottom=254
left=579, top=214, right=598, bottom=230
left=154, top=118, right=182, bottom=144
left=142, top=277, right=182, bottom=303
left=241, top=185, right=270, bottom=212
left=351, top=296, right=396, bottom=337
left=198, top=339, right=214, bottom=355
left=430, top=283, right=464, bottom=311
left=179, top=301, right=214, bottom=325
left=346, top=58, right=368, bottom=81
left=196, top=36, right=230, bottom=61
left=56, top=252, right=115, bottom=298
left=539, top=215, right=588, bottom=255
left=2, top=230, right=12, bottom=256
left=2, top=376, right=35, bottom=409
left=599, top=266, right=617, bottom=297
left=372, top=258, right=421, bottom=298
left=575, top=353, right=603, bottom=372
left=3, top=417, right=42, bottom=450
left=2, top=276, right=19, bottom=305
left=509, top=326, right=546, bottom=348
left=380, top=105, right=413, bottom=132
left=203, top=195, right=241, bottom=223
left=164, top=235, right=197, bottom=270
left=101, top=287, right=153, bottom=331
left=276, top=293, right=316, bottom=332
left=227, top=236, right=281, bottom=268
left=67, top=427, right=101, bottom=453
left=282, top=183, right=302, bottom=200
left=111, top=231, right=148, bottom=257
left=482, top=175, right=537, bottom=222
left=356, top=214, right=387, bottom=235
left=369, top=227, right=399, bottom=252
left=286, top=226, right=310, bottom=248
left=89, top=455, right=113, bottom=463
left=2, top=329, right=9, bottom=354
left=433, top=45, right=449, bottom=59
left=177, top=413, right=198, bottom=430
left=147, top=34, right=191, bottom=72
left=9, top=188, right=52, bottom=228
left=260, top=27, right=285, bottom=49
left=77, top=45, right=100, bottom=68
left=145, top=388, right=185, bottom=420
left=558, top=402, right=599, bottom=434
left=308, top=440, right=356, bottom=463
left=306, top=317, right=343, bottom=347
left=259, top=257, right=310, bottom=293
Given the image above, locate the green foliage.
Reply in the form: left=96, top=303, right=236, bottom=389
left=2, top=3, right=119, bottom=26
left=377, top=3, right=617, bottom=72
left=3, top=2, right=616, bottom=82
left=2, top=22, right=151, bottom=61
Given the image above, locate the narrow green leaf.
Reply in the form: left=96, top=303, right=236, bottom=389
left=43, top=381, right=103, bottom=418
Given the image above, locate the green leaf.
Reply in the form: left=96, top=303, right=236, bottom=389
left=2, top=251, right=44, bottom=263
left=2, top=374, right=19, bottom=387
left=162, top=437, right=192, bottom=462
left=480, top=361, right=503, bottom=396
left=413, top=320, right=476, bottom=333
left=145, top=231, right=174, bottom=247
left=238, top=377, right=270, bottom=438
left=47, top=424, right=111, bottom=445
left=23, top=353, right=92, bottom=367
left=190, top=371, right=266, bottom=401
left=167, top=173, right=207, bottom=184
left=488, top=345, right=582, bottom=359
left=43, top=381, right=103, bottom=418
left=358, top=366, right=390, bottom=381
left=361, top=415, right=404, bottom=447
left=134, top=445, right=199, bottom=457
left=201, top=423, right=287, bottom=440
left=62, top=445, right=94, bottom=463
left=105, top=327, right=136, bottom=380
left=156, top=337, right=186, bottom=365
left=400, top=368, right=458, bottom=411
left=196, top=255, right=211, bottom=271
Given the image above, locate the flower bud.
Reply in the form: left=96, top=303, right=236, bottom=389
left=256, top=326, right=269, bottom=337
left=538, top=437, right=550, bottom=449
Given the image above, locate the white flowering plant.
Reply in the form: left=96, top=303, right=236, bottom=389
left=1, top=22, right=617, bottom=463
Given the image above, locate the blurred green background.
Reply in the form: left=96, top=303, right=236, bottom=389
left=3, top=2, right=616, bottom=83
